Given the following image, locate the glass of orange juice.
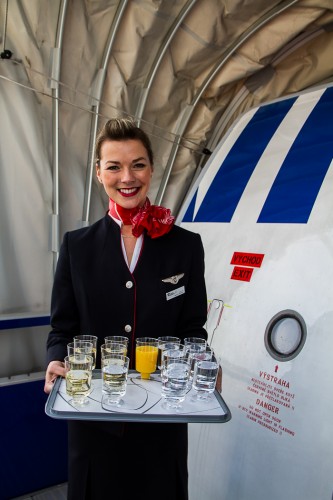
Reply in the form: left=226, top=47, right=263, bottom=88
left=135, top=337, right=158, bottom=380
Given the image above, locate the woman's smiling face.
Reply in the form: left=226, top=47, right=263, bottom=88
left=96, top=139, right=153, bottom=209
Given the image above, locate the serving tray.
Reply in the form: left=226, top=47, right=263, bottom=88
left=45, top=370, right=231, bottom=423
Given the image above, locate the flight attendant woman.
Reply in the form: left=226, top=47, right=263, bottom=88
left=44, top=118, right=208, bottom=500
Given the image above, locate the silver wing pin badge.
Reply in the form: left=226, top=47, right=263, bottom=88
left=162, top=273, right=185, bottom=285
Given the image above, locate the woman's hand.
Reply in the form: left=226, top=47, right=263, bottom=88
left=44, top=360, right=66, bottom=394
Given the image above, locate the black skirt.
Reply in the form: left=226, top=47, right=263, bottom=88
left=67, top=420, right=188, bottom=500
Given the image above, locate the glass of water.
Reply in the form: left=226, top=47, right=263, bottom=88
left=184, top=337, right=207, bottom=353
left=184, top=339, right=210, bottom=389
left=157, top=336, right=181, bottom=369
left=184, top=337, right=206, bottom=362
left=101, top=353, right=130, bottom=407
left=161, top=358, right=190, bottom=411
left=188, top=345, right=214, bottom=379
left=161, top=345, right=186, bottom=368
left=192, top=360, right=219, bottom=401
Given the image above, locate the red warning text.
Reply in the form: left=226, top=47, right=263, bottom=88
left=231, top=266, right=253, bottom=282
left=231, top=252, right=265, bottom=268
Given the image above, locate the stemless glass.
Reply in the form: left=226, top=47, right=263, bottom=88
left=135, top=337, right=158, bottom=380
left=160, top=346, right=186, bottom=387
left=183, top=337, right=208, bottom=388
left=188, top=345, right=214, bottom=386
left=104, top=336, right=129, bottom=356
left=192, top=360, right=219, bottom=401
left=160, top=345, right=186, bottom=370
left=64, top=354, right=93, bottom=406
left=184, top=337, right=207, bottom=355
left=74, top=335, right=98, bottom=369
left=67, top=340, right=94, bottom=361
left=101, top=353, right=130, bottom=407
left=101, top=343, right=127, bottom=358
left=157, top=336, right=181, bottom=370
left=161, top=358, right=190, bottom=410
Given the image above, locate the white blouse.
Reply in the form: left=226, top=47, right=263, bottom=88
left=111, top=216, right=143, bottom=273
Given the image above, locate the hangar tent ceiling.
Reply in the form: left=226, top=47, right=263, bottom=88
left=1, top=0, right=333, bottom=322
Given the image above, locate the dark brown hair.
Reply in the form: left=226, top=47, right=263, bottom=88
left=95, top=118, right=154, bottom=165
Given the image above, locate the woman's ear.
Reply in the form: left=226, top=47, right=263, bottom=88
left=96, top=163, right=103, bottom=183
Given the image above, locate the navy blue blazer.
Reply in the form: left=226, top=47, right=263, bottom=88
left=47, top=214, right=207, bottom=368
left=46, top=214, right=207, bottom=500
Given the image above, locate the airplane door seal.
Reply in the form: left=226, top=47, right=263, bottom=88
left=264, top=309, right=307, bottom=361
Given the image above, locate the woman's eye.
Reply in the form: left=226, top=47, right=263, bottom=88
left=133, top=163, right=145, bottom=169
left=106, top=165, right=120, bottom=171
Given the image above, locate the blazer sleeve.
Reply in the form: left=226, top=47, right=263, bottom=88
left=46, top=232, right=80, bottom=363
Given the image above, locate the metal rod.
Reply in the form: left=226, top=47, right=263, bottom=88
left=81, top=0, right=128, bottom=225
left=1, top=0, right=9, bottom=53
left=135, top=0, right=197, bottom=124
left=156, top=0, right=299, bottom=211
left=51, top=0, right=68, bottom=272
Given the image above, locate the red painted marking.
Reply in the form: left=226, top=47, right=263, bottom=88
left=231, top=252, right=265, bottom=268
left=231, top=266, right=253, bottom=282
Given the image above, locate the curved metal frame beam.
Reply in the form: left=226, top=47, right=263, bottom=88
left=208, top=24, right=326, bottom=152
left=134, top=0, right=198, bottom=124
left=183, top=22, right=328, bottom=203
left=176, top=21, right=331, bottom=222
left=1, top=0, right=9, bottom=53
left=154, top=0, right=299, bottom=207
left=81, top=0, right=128, bottom=226
left=50, top=0, right=68, bottom=270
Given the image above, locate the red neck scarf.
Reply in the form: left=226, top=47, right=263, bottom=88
left=108, top=198, right=175, bottom=239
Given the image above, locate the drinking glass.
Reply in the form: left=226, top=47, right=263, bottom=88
left=135, top=337, right=158, bottom=380
left=183, top=338, right=208, bottom=388
left=157, top=336, right=181, bottom=370
left=101, top=341, right=127, bottom=357
left=188, top=345, right=214, bottom=385
left=104, top=336, right=129, bottom=356
left=64, top=354, right=93, bottom=406
left=184, top=337, right=207, bottom=355
left=101, top=353, right=130, bottom=407
left=161, top=358, right=191, bottom=410
left=74, top=335, right=98, bottom=369
left=160, top=345, right=186, bottom=387
left=192, top=360, right=219, bottom=401
left=67, top=340, right=94, bottom=360
left=160, top=344, right=186, bottom=370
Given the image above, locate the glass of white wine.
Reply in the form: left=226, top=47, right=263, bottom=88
left=74, top=335, right=98, bottom=369
left=64, top=354, right=93, bottom=406
left=104, top=336, right=129, bottom=356
left=101, top=342, right=127, bottom=357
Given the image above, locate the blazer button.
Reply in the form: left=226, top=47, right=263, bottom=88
left=124, top=325, right=132, bottom=333
left=126, top=281, right=133, bottom=289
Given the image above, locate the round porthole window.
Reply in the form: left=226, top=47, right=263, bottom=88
left=264, top=310, right=306, bottom=361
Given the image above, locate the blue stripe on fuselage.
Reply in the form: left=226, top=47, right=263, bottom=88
left=184, top=98, right=296, bottom=222
left=183, top=88, right=333, bottom=224
left=258, top=87, right=333, bottom=223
